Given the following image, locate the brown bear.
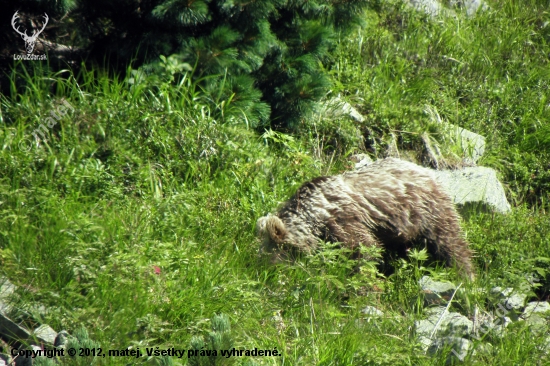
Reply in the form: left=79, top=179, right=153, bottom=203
left=256, top=158, right=474, bottom=279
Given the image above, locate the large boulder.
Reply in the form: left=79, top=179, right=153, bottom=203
left=415, top=306, right=474, bottom=340
left=434, top=167, right=511, bottom=213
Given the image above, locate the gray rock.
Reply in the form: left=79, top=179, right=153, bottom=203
left=524, top=314, right=548, bottom=334
left=33, top=324, right=57, bottom=345
left=427, top=336, right=473, bottom=363
left=464, top=0, right=488, bottom=16
left=523, top=301, right=550, bottom=317
left=491, top=287, right=527, bottom=312
left=416, top=306, right=473, bottom=338
left=0, top=278, right=15, bottom=298
left=0, top=277, right=16, bottom=315
left=407, top=0, right=488, bottom=19
left=415, top=318, right=437, bottom=339
left=449, top=0, right=489, bottom=16
left=361, top=306, right=384, bottom=318
left=434, top=167, right=512, bottom=213
left=419, top=276, right=457, bottom=305
left=471, top=310, right=511, bottom=339
left=418, top=335, right=433, bottom=350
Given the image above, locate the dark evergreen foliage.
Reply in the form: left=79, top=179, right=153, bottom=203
left=1, top=0, right=371, bottom=128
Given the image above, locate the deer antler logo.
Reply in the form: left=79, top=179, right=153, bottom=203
left=11, top=11, right=49, bottom=54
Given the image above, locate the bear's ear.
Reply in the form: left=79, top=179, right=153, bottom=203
left=266, top=215, right=288, bottom=244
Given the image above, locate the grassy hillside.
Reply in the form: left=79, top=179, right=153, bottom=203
left=1, top=0, right=549, bottom=365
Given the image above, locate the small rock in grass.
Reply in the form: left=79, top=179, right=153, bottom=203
left=361, top=306, right=384, bottom=318
left=523, top=301, right=550, bottom=318
left=33, top=324, right=57, bottom=345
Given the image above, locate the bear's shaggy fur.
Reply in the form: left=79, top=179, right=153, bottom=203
left=257, top=158, right=474, bottom=279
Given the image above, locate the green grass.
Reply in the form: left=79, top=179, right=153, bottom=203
left=333, top=0, right=550, bottom=205
left=1, top=0, right=550, bottom=365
